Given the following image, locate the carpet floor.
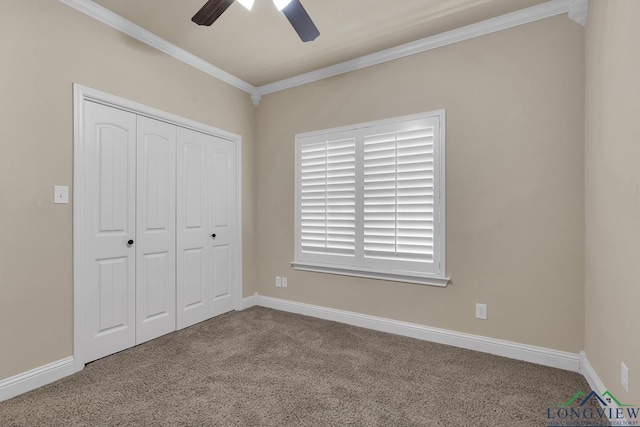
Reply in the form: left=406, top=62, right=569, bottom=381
left=1, top=307, right=597, bottom=426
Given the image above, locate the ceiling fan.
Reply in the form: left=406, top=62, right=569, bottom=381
left=192, top=0, right=320, bottom=42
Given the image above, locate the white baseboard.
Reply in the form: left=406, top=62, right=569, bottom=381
left=252, top=295, right=581, bottom=373
left=580, top=351, right=607, bottom=394
left=0, top=357, right=76, bottom=402
left=579, top=352, right=632, bottom=423
left=0, top=297, right=589, bottom=403
left=237, top=294, right=258, bottom=311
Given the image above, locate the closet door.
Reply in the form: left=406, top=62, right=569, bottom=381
left=176, top=127, right=236, bottom=329
left=84, top=101, right=137, bottom=362
left=208, top=139, right=236, bottom=317
left=135, top=116, right=176, bottom=344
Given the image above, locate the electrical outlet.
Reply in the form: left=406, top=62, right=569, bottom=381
left=622, top=362, right=629, bottom=393
left=475, top=303, right=487, bottom=320
left=281, top=277, right=288, bottom=288
left=275, top=276, right=282, bottom=288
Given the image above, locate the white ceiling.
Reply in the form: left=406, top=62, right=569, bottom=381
left=91, top=0, right=548, bottom=87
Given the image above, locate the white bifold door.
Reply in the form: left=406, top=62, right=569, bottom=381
left=83, top=102, right=137, bottom=362
left=176, top=128, right=236, bottom=329
left=82, top=101, right=236, bottom=363
left=135, top=116, right=177, bottom=344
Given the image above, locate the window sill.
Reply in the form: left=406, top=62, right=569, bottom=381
left=291, top=261, right=450, bottom=287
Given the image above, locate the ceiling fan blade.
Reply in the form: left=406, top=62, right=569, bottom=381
left=192, top=0, right=235, bottom=26
left=282, top=0, right=320, bottom=42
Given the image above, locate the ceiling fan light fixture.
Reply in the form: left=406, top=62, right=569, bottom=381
left=273, top=0, right=292, bottom=11
left=237, top=0, right=254, bottom=11
left=192, top=0, right=318, bottom=42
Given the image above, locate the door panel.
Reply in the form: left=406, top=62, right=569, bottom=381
left=135, top=116, right=176, bottom=344
left=97, top=126, right=130, bottom=232
left=184, top=144, right=204, bottom=229
left=212, top=151, right=230, bottom=227
left=183, top=248, right=206, bottom=308
left=177, top=128, right=236, bottom=329
left=97, top=257, right=129, bottom=333
left=141, top=252, right=169, bottom=318
left=212, top=245, right=230, bottom=299
left=84, top=101, right=136, bottom=363
left=209, top=142, right=235, bottom=316
left=177, top=129, right=211, bottom=329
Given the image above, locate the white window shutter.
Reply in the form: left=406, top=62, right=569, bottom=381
left=294, top=111, right=446, bottom=286
left=396, top=127, right=436, bottom=262
left=300, top=141, right=327, bottom=252
left=363, top=131, right=398, bottom=258
left=300, top=137, right=356, bottom=256
left=363, top=124, right=436, bottom=263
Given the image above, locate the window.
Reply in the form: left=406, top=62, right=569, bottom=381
left=293, top=111, right=448, bottom=286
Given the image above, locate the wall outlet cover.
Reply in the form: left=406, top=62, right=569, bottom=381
left=475, top=303, right=487, bottom=320
left=54, top=185, right=69, bottom=204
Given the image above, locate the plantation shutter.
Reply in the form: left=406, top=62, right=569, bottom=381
left=294, top=111, right=446, bottom=285
left=299, top=136, right=356, bottom=258
left=363, top=124, right=436, bottom=264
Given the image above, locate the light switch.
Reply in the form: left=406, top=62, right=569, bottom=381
left=54, top=185, right=69, bottom=204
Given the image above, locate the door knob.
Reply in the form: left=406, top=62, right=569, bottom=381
left=211, top=234, right=216, bottom=238
left=127, top=239, right=134, bottom=246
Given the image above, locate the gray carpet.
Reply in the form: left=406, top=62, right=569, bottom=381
left=1, top=307, right=595, bottom=426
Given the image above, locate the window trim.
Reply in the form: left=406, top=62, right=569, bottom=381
left=291, top=261, right=450, bottom=287
left=293, top=110, right=449, bottom=287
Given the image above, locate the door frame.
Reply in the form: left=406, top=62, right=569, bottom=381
left=72, top=84, right=244, bottom=372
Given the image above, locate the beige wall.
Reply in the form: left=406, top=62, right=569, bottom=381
left=585, top=0, right=640, bottom=405
left=0, top=0, right=594, bottom=388
left=0, top=0, right=257, bottom=379
left=255, top=15, right=585, bottom=353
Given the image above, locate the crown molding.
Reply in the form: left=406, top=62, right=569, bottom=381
left=568, top=0, right=589, bottom=26
left=251, top=90, right=263, bottom=107
left=58, top=0, right=586, bottom=105
left=257, top=0, right=577, bottom=96
left=57, top=0, right=256, bottom=95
